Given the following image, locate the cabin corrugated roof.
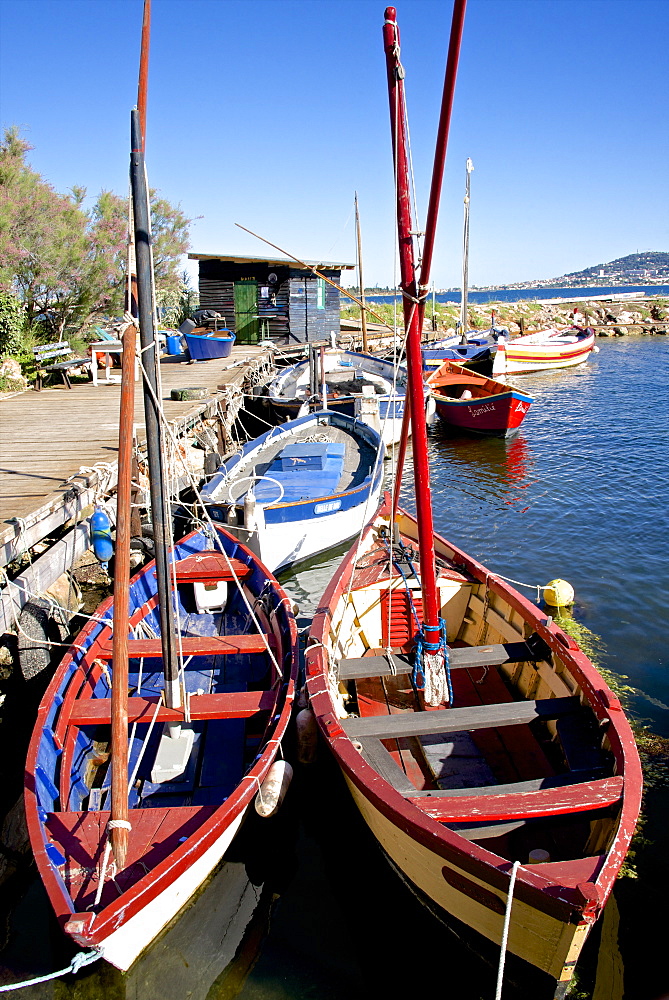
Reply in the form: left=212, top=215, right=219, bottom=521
left=188, top=252, right=355, bottom=270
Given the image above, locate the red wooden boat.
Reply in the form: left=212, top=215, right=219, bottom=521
left=305, top=6, right=641, bottom=996
left=426, top=359, right=533, bottom=437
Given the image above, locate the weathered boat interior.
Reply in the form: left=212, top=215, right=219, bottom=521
left=325, top=513, right=622, bottom=871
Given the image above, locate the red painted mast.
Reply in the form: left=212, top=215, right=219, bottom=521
left=383, top=3, right=466, bottom=703
left=388, top=0, right=467, bottom=518
left=383, top=5, right=440, bottom=654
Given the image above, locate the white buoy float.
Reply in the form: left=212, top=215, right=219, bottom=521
left=543, top=578, right=575, bottom=607
left=255, top=760, right=293, bottom=818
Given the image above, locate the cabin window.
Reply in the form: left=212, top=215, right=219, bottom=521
left=316, top=277, right=326, bottom=310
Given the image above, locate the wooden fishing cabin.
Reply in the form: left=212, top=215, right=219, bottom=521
left=189, top=253, right=355, bottom=345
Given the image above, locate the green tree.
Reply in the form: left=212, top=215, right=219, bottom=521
left=0, top=127, right=192, bottom=342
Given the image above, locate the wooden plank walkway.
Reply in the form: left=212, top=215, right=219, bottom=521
left=0, top=346, right=271, bottom=564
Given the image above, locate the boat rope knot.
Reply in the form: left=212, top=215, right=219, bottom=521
left=0, top=949, right=100, bottom=992
left=415, top=618, right=452, bottom=707
left=107, top=819, right=132, bottom=831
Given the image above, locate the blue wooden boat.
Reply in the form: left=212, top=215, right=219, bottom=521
left=184, top=329, right=235, bottom=361
left=25, top=525, right=298, bottom=970
left=200, top=410, right=384, bottom=573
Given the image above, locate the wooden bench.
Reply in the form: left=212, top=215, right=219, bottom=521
left=341, top=697, right=579, bottom=741
left=32, top=342, right=91, bottom=391
left=337, top=635, right=552, bottom=681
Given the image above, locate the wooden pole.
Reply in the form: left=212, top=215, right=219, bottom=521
left=460, top=157, right=473, bottom=342
left=355, top=193, right=369, bottom=353
left=137, top=0, right=151, bottom=152
left=109, top=321, right=137, bottom=869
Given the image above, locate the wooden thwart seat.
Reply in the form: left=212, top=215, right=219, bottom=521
left=337, top=637, right=551, bottom=681
left=68, top=689, right=275, bottom=726
left=170, top=552, right=253, bottom=583
left=97, top=633, right=273, bottom=659
left=343, top=696, right=579, bottom=740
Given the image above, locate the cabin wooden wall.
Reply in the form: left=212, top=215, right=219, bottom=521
left=197, top=259, right=342, bottom=343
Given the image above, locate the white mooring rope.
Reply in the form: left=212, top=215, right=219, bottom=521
left=494, top=860, right=521, bottom=1000
left=0, top=949, right=100, bottom=992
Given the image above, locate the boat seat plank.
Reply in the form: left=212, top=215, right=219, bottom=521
left=342, top=696, right=580, bottom=740
left=96, top=634, right=274, bottom=659
left=356, top=736, right=419, bottom=795
left=338, top=638, right=550, bottom=681
left=169, top=552, right=252, bottom=583
left=69, top=690, right=275, bottom=726
left=407, top=776, right=623, bottom=822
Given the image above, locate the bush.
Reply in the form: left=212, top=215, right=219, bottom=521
left=0, top=291, right=25, bottom=357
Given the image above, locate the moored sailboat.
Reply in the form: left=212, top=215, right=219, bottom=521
left=305, top=5, right=641, bottom=997
left=24, top=42, right=298, bottom=970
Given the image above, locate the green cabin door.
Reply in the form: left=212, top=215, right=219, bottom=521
left=234, top=281, right=259, bottom=344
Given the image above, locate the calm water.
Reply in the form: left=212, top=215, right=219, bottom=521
left=1, top=338, right=667, bottom=999
left=367, top=284, right=669, bottom=304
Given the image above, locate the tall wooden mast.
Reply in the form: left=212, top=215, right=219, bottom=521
left=354, top=192, right=369, bottom=353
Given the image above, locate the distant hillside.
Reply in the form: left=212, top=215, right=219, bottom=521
left=495, top=252, right=669, bottom=291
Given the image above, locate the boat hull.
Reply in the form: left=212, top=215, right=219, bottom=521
left=201, top=410, right=385, bottom=573
left=305, top=497, right=641, bottom=994
left=427, top=360, right=533, bottom=436
left=432, top=388, right=531, bottom=437
left=267, top=350, right=416, bottom=447
left=492, top=328, right=595, bottom=375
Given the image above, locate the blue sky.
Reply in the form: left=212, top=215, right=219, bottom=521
left=1, top=0, right=667, bottom=289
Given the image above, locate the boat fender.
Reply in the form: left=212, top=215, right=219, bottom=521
left=244, top=491, right=257, bottom=529
left=295, top=708, right=318, bottom=764
left=425, top=395, right=437, bottom=424
left=543, top=579, right=574, bottom=607
left=90, top=508, right=113, bottom=567
left=255, top=760, right=293, bottom=818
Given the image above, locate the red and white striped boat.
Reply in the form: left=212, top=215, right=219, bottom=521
left=492, top=326, right=596, bottom=376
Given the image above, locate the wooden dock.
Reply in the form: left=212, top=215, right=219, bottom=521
left=0, top=346, right=272, bottom=569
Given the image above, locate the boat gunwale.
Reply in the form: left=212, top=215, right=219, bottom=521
left=305, top=495, right=642, bottom=924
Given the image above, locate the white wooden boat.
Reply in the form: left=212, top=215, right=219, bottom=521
left=267, top=349, right=420, bottom=447
left=200, top=410, right=385, bottom=573
left=492, top=326, right=596, bottom=376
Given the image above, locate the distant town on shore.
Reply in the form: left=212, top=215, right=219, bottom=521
left=363, top=251, right=669, bottom=294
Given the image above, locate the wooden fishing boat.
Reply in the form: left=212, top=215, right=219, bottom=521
left=25, top=526, right=297, bottom=970
left=492, top=326, right=596, bottom=376
left=200, top=409, right=385, bottom=573
left=426, top=359, right=532, bottom=437
left=267, top=348, right=422, bottom=447
left=24, top=48, right=298, bottom=972
left=305, top=6, right=640, bottom=997
left=421, top=330, right=500, bottom=375
left=305, top=495, right=641, bottom=995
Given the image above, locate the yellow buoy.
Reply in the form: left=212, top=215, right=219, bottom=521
left=543, top=578, right=575, bottom=607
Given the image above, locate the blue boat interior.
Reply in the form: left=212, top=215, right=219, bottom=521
left=36, top=532, right=285, bottom=820
left=248, top=441, right=346, bottom=503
